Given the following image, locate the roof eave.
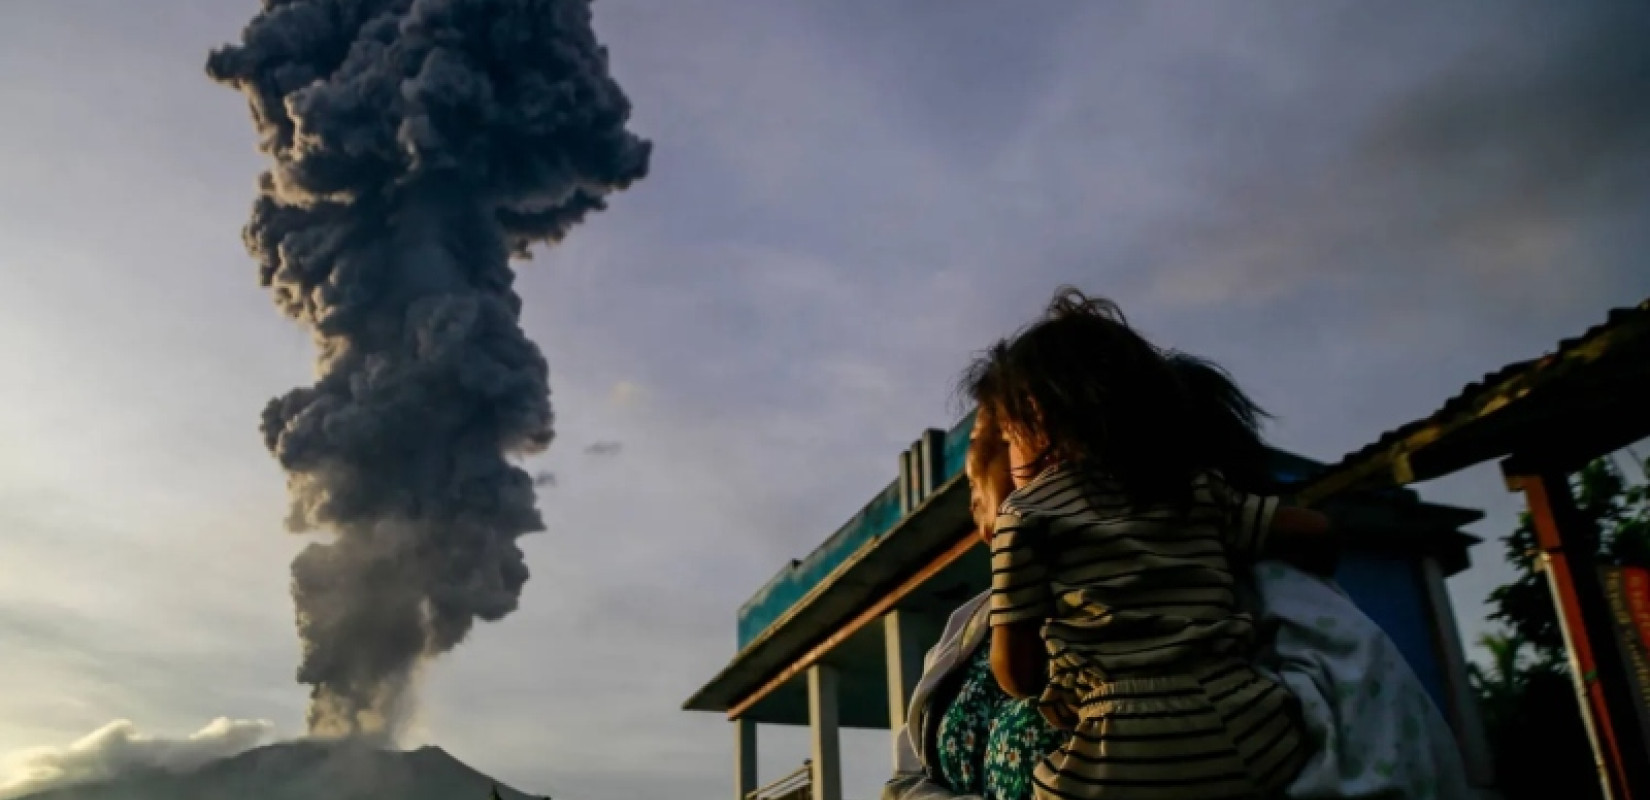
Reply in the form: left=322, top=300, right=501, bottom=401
left=682, top=475, right=972, bottom=713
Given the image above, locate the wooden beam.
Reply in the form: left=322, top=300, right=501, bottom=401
left=1506, top=462, right=1650, bottom=800
left=1295, top=450, right=1393, bottom=507
left=1497, top=406, right=1650, bottom=480
left=728, top=532, right=981, bottom=721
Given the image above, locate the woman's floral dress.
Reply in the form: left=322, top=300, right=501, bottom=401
left=936, top=645, right=1067, bottom=800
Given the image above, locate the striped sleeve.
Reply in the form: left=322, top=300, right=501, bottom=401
left=989, top=510, right=1053, bottom=626
left=1208, top=473, right=1280, bottom=563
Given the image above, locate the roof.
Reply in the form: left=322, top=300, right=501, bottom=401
left=681, top=471, right=973, bottom=719
left=1300, top=298, right=1650, bottom=503
left=731, top=414, right=970, bottom=651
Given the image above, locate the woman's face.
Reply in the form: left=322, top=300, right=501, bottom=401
left=996, top=397, right=1046, bottom=488
left=1004, top=428, right=1040, bottom=489
left=967, top=412, right=1013, bottom=543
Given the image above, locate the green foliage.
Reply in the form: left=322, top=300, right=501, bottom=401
left=1466, top=632, right=1539, bottom=714
left=1472, top=451, right=1650, bottom=800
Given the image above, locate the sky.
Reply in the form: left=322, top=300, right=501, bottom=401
left=1, top=0, right=1648, bottom=798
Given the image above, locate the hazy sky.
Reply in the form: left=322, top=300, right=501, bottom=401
left=1, top=1, right=1648, bottom=798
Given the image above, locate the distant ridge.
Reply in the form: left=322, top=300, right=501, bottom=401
left=12, top=740, right=544, bottom=800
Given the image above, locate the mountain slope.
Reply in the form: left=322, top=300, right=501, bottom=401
left=14, top=741, right=544, bottom=800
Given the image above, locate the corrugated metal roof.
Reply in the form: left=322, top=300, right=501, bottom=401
left=1302, top=298, right=1650, bottom=501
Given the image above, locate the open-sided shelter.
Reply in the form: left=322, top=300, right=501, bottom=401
left=686, top=400, right=1505, bottom=800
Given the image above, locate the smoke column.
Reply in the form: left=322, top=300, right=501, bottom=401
left=206, top=0, right=649, bottom=739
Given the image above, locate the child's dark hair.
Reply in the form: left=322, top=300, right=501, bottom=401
left=961, top=287, right=1273, bottom=506
left=1162, top=350, right=1275, bottom=494
left=961, top=288, right=1190, bottom=505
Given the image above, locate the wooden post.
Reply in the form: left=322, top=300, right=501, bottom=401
left=1505, top=461, right=1650, bottom=800
left=809, top=664, right=843, bottom=800
left=919, top=429, right=946, bottom=498
left=899, top=449, right=914, bottom=515
left=885, top=609, right=930, bottom=767
left=735, top=718, right=758, bottom=800
left=1420, top=555, right=1497, bottom=787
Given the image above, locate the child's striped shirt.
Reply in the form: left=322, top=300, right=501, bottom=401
left=988, top=464, right=1279, bottom=677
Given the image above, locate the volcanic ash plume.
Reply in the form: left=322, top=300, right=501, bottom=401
left=206, top=0, right=650, bottom=739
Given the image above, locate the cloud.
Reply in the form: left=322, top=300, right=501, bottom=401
left=1131, top=2, right=1650, bottom=314
left=0, top=718, right=276, bottom=799
left=582, top=441, right=623, bottom=457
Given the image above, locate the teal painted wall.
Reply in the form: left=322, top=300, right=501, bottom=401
left=735, top=479, right=904, bottom=647
left=940, top=410, right=975, bottom=482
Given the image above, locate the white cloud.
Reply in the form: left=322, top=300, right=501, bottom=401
left=0, top=718, right=276, bottom=799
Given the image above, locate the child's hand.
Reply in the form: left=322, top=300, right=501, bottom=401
left=1267, top=505, right=1340, bottom=577
left=1039, top=703, right=1076, bottom=732
left=991, top=620, right=1050, bottom=700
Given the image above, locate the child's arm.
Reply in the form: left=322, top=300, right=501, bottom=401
left=991, top=620, right=1048, bottom=700
left=1266, top=505, right=1340, bottom=576
left=1212, top=473, right=1340, bottom=577
left=987, top=509, right=1054, bottom=700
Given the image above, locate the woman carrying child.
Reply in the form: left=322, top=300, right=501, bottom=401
left=964, top=289, right=1338, bottom=800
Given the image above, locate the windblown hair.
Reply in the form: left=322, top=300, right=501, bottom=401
left=1163, top=350, right=1275, bottom=494
left=965, top=402, right=1015, bottom=535
left=960, top=286, right=1273, bottom=507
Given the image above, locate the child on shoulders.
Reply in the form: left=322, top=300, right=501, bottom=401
left=962, top=288, right=1337, bottom=800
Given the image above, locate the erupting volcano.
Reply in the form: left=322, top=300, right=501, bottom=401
left=206, top=0, right=650, bottom=740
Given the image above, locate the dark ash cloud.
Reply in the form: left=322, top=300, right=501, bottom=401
left=206, top=0, right=649, bottom=740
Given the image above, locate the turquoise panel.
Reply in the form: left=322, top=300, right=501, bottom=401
left=940, top=411, right=976, bottom=483
left=736, top=479, right=904, bottom=647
